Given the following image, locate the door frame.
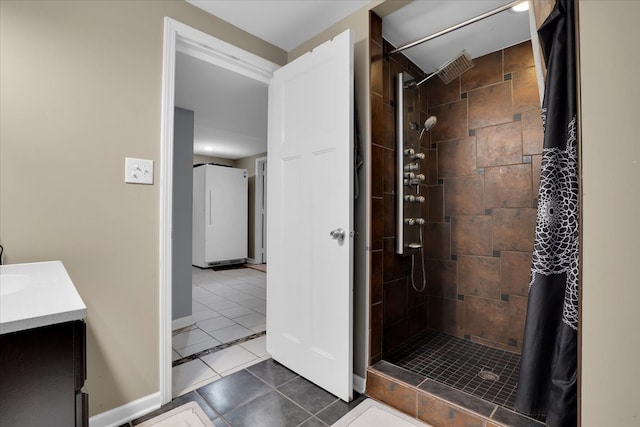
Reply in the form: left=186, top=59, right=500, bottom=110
left=254, top=156, right=267, bottom=264
left=159, top=18, right=279, bottom=403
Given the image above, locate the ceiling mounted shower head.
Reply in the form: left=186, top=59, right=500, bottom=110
left=415, top=50, right=475, bottom=87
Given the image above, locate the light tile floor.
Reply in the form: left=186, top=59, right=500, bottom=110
left=172, top=266, right=267, bottom=397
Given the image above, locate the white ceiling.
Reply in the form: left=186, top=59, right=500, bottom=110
left=179, top=0, right=531, bottom=160
left=186, top=0, right=372, bottom=51
left=175, top=51, right=268, bottom=159
left=383, top=1, right=531, bottom=74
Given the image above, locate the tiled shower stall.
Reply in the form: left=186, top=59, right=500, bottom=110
left=367, top=11, right=544, bottom=426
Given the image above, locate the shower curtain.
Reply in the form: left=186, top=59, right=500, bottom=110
left=515, top=0, right=578, bottom=426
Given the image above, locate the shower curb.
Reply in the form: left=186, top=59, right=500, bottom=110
left=366, top=362, right=544, bottom=427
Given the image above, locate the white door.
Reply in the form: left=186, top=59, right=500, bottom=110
left=266, top=29, right=354, bottom=401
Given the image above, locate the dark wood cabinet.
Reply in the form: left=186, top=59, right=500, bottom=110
left=0, top=320, right=87, bottom=426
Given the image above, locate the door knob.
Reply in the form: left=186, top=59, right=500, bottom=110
left=329, top=228, right=346, bottom=241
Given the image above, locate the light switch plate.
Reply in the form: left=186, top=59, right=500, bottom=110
left=125, top=158, right=153, bottom=185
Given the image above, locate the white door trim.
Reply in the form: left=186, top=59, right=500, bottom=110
left=254, top=156, right=267, bottom=264
left=159, top=17, right=279, bottom=404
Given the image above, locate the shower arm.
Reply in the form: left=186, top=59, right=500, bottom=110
left=388, top=0, right=526, bottom=56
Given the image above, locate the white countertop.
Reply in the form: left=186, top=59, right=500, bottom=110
left=0, top=260, right=87, bottom=335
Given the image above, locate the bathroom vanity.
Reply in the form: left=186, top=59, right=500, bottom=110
left=0, top=261, right=88, bottom=426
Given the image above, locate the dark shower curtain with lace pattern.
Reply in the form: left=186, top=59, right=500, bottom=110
left=515, top=0, right=578, bottom=426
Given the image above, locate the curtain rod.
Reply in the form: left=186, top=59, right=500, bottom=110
left=388, top=0, right=527, bottom=56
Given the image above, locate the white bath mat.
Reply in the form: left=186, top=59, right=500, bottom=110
left=137, top=401, right=214, bottom=427
left=332, top=398, right=432, bottom=427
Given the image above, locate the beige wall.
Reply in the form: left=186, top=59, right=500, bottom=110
left=0, top=0, right=284, bottom=416
left=579, top=1, right=640, bottom=424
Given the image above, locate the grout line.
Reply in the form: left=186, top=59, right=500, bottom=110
left=172, top=331, right=266, bottom=367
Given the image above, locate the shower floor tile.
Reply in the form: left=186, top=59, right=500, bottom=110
left=384, top=330, right=521, bottom=409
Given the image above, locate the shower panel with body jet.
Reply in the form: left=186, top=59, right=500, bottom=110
left=395, top=72, right=432, bottom=292
left=395, top=52, right=473, bottom=292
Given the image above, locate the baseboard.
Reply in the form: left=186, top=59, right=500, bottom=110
left=172, top=315, right=194, bottom=331
left=245, top=257, right=258, bottom=265
left=353, top=374, right=366, bottom=394
left=89, top=392, right=161, bottom=427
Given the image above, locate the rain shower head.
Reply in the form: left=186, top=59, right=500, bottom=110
left=419, top=116, right=437, bottom=140
left=416, top=50, right=475, bottom=87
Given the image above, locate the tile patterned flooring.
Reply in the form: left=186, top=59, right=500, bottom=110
left=132, top=358, right=367, bottom=427
left=385, top=330, right=521, bottom=409
left=172, top=266, right=267, bottom=397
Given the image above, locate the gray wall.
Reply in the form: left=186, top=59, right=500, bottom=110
left=172, top=108, right=194, bottom=321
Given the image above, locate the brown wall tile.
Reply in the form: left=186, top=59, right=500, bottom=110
left=384, top=147, right=395, bottom=193
left=384, top=318, right=410, bottom=354
left=429, top=298, right=465, bottom=337
left=461, top=51, right=503, bottom=92
left=492, top=208, right=536, bottom=252
left=384, top=193, right=395, bottom=238
left=427, top=259, right=458, bottom=300
left=522, top=109, right=543, bottom=155
left=427, top=148, right=438, bottom=185
left=371, top=144, right=384, bottom=197
left=383, top=237, right=404, bottom=281
left=419, top=82, right=429, bottom=114
left=408, top=304, right=428, bottom=337
left=458, top=255, right=501, bottom=299
left=371, top=40, right=383, bottom=96
left=371, top=92, right=384, bottom=145
left=408, top=276, right=427, bottom=309
left=384, top=103, right=395, bottom=150
left=437, top=136, right=477, bottom=178
left=470, top=335, right=517, bottom=352
left=430, top=100, right=468, bottom=142
left=484, top=164, right=533, bottom=208
left=444, top=175, right=484, bottom=216
left=504, top=41, right=534, bottom=73
left=476, top=121, right=523, bottom=167
left=451, top=215, right=493, bottom=257
left=532, top=154, right=542, bottom=196
left=428, top=75, right=461, bottom=106
left=428, top=185, right=444, bottom=222
left=383, top=48, right=391, bottom=104
left=500, top=251, right=532, bottom=297
left=425, top=222, right=451, bottom=260
left=367, top=370, right=417, bottom=417
left=370, top=11, right=382, bottom=43
left=468, top=81, right=512, bottom=130
left=509, top=295, right=528, bottom=343
left=384, top=278, right=408, bottom=325
left=465, top=296, right=509, bottom=343
left=371, top=250, right=383, bottom=304
left=512, top=67, right=540, bottom=113
left=372, top=197, right=383, bottom=250
left=370, top=302, right=382, bottom=361
left=417, top=392, right=484, bottom=427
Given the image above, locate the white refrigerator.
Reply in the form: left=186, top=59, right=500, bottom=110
left=192, top=164, right=248, bottom=267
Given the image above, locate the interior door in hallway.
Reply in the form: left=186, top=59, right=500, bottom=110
left=266, top=30, right=354, bottom=402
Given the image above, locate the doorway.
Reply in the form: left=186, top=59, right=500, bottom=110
left=160, top=18, right=356, bottom=406
left=159, top=18, right=279, bottom=403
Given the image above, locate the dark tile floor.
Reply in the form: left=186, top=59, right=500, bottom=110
left=123, top=359, right=366, bottom=427
left=385, top=330, right=521, bottom=409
